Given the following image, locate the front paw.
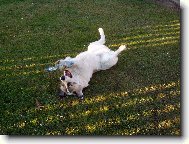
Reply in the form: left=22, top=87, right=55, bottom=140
left=59, top=61, right=74, bottom=68
left=78, top=95, right=84, bottom=100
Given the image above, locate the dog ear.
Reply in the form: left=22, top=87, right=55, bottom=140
left=64, top=70, right=73, bottom=78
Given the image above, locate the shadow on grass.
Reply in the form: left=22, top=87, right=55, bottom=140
left=3, top=80, right=180, bottom=135
left=0, top=20, right=180, bottom=135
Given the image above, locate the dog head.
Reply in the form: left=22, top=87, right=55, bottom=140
left=59, top=69, right=83, bottom=98
left=59, top=69, right=74, bottom=94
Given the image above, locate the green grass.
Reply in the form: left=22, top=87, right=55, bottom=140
left=0, top=0, right=180, bottom=135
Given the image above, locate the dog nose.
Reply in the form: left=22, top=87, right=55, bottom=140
left=60, top=76, right=65, bottom=80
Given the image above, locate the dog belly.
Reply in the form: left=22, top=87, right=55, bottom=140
left=74, top=53, right=100, bottom=86
left=98, top=52, right=118, bottom=70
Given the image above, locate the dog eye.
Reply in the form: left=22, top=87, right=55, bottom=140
left=67, top=82, right=72, bottom=87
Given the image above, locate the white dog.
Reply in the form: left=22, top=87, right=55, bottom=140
left=55, top=28, right=126, bottom=99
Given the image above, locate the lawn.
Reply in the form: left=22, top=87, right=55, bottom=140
left=0, top=0, right=180, bottom=135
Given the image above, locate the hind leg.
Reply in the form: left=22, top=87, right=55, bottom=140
left=106, top=45, right=126, bottom=67
left=99, top=45, right=126, bottom=70
left=114, top=45, right=126, bottom=56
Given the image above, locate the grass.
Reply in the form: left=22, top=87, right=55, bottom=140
left=0, top=0, right=180, bottom=135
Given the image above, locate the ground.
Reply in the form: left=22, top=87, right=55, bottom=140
left=0, top=0, right=180, bottom=135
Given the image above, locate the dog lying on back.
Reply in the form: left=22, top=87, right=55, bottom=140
left=55, top=28, right=126, bottom=99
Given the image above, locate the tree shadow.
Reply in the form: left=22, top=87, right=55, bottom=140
left=1, top=19, right=180, bottom=135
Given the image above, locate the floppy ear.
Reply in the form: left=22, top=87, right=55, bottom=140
left=64, top=70, right=73, bottom=78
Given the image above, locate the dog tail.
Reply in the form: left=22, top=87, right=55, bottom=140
left=97, top=28, right=105, bottom=44
left=115, top=45, right=127, bottom=56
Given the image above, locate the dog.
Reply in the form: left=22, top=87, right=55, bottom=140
left=55, top=28, right=126, bottom=99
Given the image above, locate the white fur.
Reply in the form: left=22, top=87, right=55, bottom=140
left=58, top=28, right=126, bottom=96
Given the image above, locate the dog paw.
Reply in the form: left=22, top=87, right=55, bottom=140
left=65, top=61, right=74, bottom=68
left=78, top=95, right=84, bottom=100
left=119, top=45, right=126, bottom=51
